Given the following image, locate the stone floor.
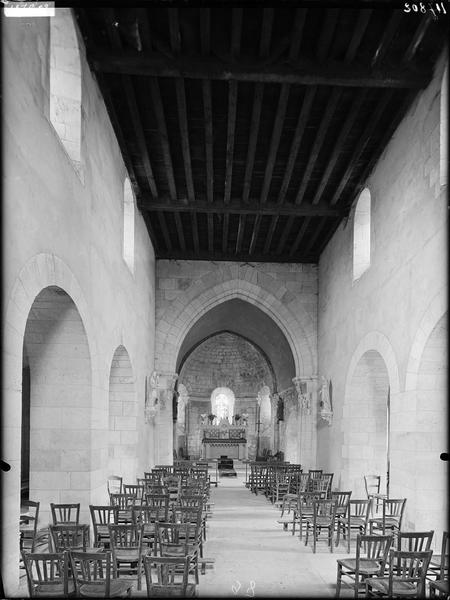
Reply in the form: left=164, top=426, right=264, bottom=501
left=198, top=463, right=354, bottom=598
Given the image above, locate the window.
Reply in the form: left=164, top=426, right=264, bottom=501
left=211, top=387, right=235, bottom=424
left=123, top=177, right=135, bottom=274
left=353, top=188, right=371, bottom=282
left=440, top=65, right=448, bottom=187
left=49, top=9, right=82, bottom=172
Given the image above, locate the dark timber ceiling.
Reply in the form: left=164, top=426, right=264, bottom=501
left=75, top=7, right=447, bottom=263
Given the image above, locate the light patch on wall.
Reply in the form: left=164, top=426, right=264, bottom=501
left=123, top=177, right=135, bottom=274
left=353, top=187, right=371, bottom=282
left=440, top=65, right=448, bottom=187
left=4, top=2, right=55, bottom=17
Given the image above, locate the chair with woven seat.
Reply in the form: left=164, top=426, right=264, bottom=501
left=132, top=505, right=168, bottom=551
left=21, top=550, right=75, bottom=597
left=108, top=523, right=144, bottom=591
left=70, top=550, right=132, bottom=598
left=49, top=524, right=89, bottom=553
left=109, top=494, right=136, bottom=524
left=369, top=498, right=406, bottom=540
left=20, top=500, right=40, bottom=553
left=429, top=531, right=449, bottom=598
left=364, top=475, right=385, bottom=515
left=336, top=533, right=393, bottom=598
left=280, top=473, right=309, bottom=517
left=307, top=470, right=323, bottom=491
left=123, top=484, right=144, bottom=503
left=365, top=549, right=433, bottom=598
left=154, top=521, right=199, bottom=585
left=336, top=498, right=372, bottom=553
left=331, top=491, right=352, bottom=537
left=50, top=503, right=80, bottom=526
left=304, top=498, right=337, bottom=553
left=90, top=505, right=119, bottom=548
left=292, top=491, right=322, bottom=539
left=143, top=555, right=196, bottom=597
left=107, top=476, right=123, bottom=498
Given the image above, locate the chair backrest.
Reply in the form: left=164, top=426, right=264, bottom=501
left=356, top=534, right=393, bottom=570
left=386, top=549, right=433, bottom=597
left=21, top=550, right=69, bottom=597
left=397, top=530, right=434, bottom=552
left=90, top=505, right=118, bottom=528
left=50, top=503, right=80, bottom=525
left=308, top=469, right=323, bottom=480
left=331, top=491, right=352, bottom=512
left=298, top=491, right=322, bottom=510
left=155, top=522, right=190, bottom=557
left=123, top=484, right=144, bottom=501
left=132, top=505, right=168, bottom=526
left=348, top=498, right=372, bottom=522
left=172, top=507, right=202, bottom=535
left=144, top=483, right=168, bottom=496
left=364, top=475, right=381, bottom=497
left=383, top=498, right=407, bottom=526
left=109, top=493, right=136, bottom=510
left=145, top=493, right=170, bottom=512
left=70, top=551, right=112, bottom=598
left=143, top=555, right=190, bottom=595
left=49, top=524, right=88, bottom=552
left=438, top=531, right=449, bottom=578
left=107, top=475, right=123, bottom=496
left=177, top=495, right=203, bottom=509
left=313, top=499, right=337, bottom=520
left=108, top=524, right=143, bottom=551
left=20, top=500, right=40, bottom=549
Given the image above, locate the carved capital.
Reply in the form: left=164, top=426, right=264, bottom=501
left=292, top=376, right=312, bottom=415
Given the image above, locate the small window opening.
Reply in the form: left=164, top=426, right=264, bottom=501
left=123, top=177, right=135, bottom=273
left=353, top=188, right=371, bottom=282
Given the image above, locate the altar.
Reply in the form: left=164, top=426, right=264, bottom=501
left=202, top=426, right=248, bottom=460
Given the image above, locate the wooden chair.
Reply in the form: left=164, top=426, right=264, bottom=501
left=108, top=524, right=144, bottom=590
left=20, top=500, right=40, bottom=552
left=132, top=505, right=168, bottom=551
left=304, top=498, right=337, bottom=553
left=89, top=505, right=119, bottom=548
left=50, top=502, right=80, bottom=525
left=107, top=476, right=123, bottom=497
left=365, top=549, right=433, bottom=598
left=307, top=469, right=323, bottom=491
left=369, top=498, right=406, bottom=540
left=123, top=484, right=144, bottom=502
left=280, top=473, right=309, bottom=517
left=171, top=506, right=203, bottom=575
left=143, top=555, right=196, bottom=597
left=109, top=493, right=136, bottom=524
left=336, top=498, right=372, bottom=553
left=331, top=491, right=352, bottom=523
left=145, top=493, right=170, bottom=517
left=336, top=534, right=393, bottom=598
left=429, top=531, right=449, bottom=598
left=154, top=522, right=199, bottom=584
left=49, top=524, right=89, bottom=553
left=364, top=475, right=385, bottom=515
left=21, top=550, right=75, bottom=597
left=292, top=491, right=322, bottom=539
left=70, top=551, right=132, bottom=598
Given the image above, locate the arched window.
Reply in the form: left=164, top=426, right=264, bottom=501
left=440, top=65, right=448, bottom=187
left=123, top=177, right=135, bottom=273
left=50, top=9, right=82, bottom=170
left=210, top=387, right=235, bottom=424
left=353, top=188, right=371, bottom=282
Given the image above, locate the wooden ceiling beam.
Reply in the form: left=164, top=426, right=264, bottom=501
left=311, top=89, right=368, bottom=205
left=157, top=212, right=172, bottom=252
left=345, top=10, right=372, bottom=62
left=276, top=216, right=295, bottom=255
left=207, top=213, right=214, bottom=253
left=149, top=77, right=177, bottom=201
left=142, top=212, right=160, bottom=255
left=260, top=8, right=274, bottom=57
left=141, top=199, right=345, bottom=217
left=154, top=250, right=316, bottom=263
left=89, top=51, right=431, bottom=89
left=289, top=9, right=307, bottom=60
left=242, top=83, right=264, bottom=204
left=371, top=11, right=403, bottom=66
left=303, top=218, right=327, bottom=255
left=235, top=215, right=246, bottom=254
left=224, top=80, right=238, bottom=204
left=330, top=90, right=394, bottom=205
left=260, top=83, right=290, bottom=205
left=136, top=8, right=152, bottom=51
left=277, top=86, right=316, bottom=205
left=202, top=80, right=214, bottom=203
left=295, top=88, right=342, bottom=205
left=402, top=15, right=433, bottom=62
left=317, top=9, right=340, bottom=62
left=222, top=213, right=229, bottom=253
left=248, top=215, right=262, bottom=256
left=174, top=212, right=186, bottom=252
left=175, top=78, right=195, bottom=203
left=168, top=8, right=181, bottom=54
left=263, top=216, right=279, bottom=254
left=200, top=8, right=210, bottom=54
left=231, top=8, right=243, bottom=59
left=191, top=212, right=200, bottom=254
left=289, top=217, right=310, bottom=257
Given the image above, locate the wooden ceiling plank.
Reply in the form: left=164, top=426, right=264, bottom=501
left=248, top=214, right=262, bottom=256
left=289, top=217, right=310, bottom=257
left=263, top=216, right=279, bottom=254
left=242, top=83, right=264, bottom=204
left=231, top=8, right=243, bottom=59
left=90, top=50, right=431, bottom=89
left=200, top=8, right=211, bottom=54
left=175, top=78, right=195, bottom=203
left=303, top=218, right=327, bottom=255
left=235, top=214, right=246, bottom=254
left=289, top=9, right=307, bottom=60
left=371, top=11, right=403, bottom=66
left=157, top=212, right=172, bottom=252
left=142, top=212, right=160, bottom=254
left=330, top=90, right=394, bottom=205
left=295, top=88, right=342, bottom=205
left=345, top=10, right=372, bottom=62
left=260, top=8, right=274, bottom=57
left=202, top=80, right=214, bottom=204
left=141, top=198, right=345, bottom=217
left=311, top=89, right=368, bottom=205
left=317, top=9, right=340, bottom=62
left=224, top=80, right=238, bottom=205
left=136, top=8, right=152, bottom=51
left=155, top=249, right=315, bottom=263
left=191, top=212, right=200, bottom=254
left=277, top=86, right=316, bottom=205
left=222, top=213, right=229, bottom=253
left=260, top=83, right=290, bottom=205
left=149, top=77, right=177, bottom=201
left=276, top=216, right=295, bottom=255
left=174, top=212, right=186, bottom=252
left=208, top=213, right=214, bottom=253
left=168, top=8, right=181, bottom=54
left=402, top=15, right=433, bottom=62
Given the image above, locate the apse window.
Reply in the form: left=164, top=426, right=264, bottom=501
left=440, top=65, right=448, bottom=187
left=353, top=187, right=371, bottom=282
left=123, top=177, right=135, bottom=274
left=49, top=9, right=82, bottom=173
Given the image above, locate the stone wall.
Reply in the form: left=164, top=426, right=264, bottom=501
left=317, top=52, right=448, bottom=548
left=2, top=11, right=156, bottom=594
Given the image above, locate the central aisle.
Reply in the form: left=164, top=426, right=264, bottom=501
left=198, top=466, right=350, bottom=598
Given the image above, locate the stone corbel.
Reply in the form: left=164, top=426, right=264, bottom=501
left=318, top=375, right=333, bottom=426
left=293, top=376, right=313, bottom=416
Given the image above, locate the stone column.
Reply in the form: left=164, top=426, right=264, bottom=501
left=293, top=375, right=318, bottom=469
left=149, top=371, right=178, bottom=465
left=270, top=393, right=280, bottom=454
